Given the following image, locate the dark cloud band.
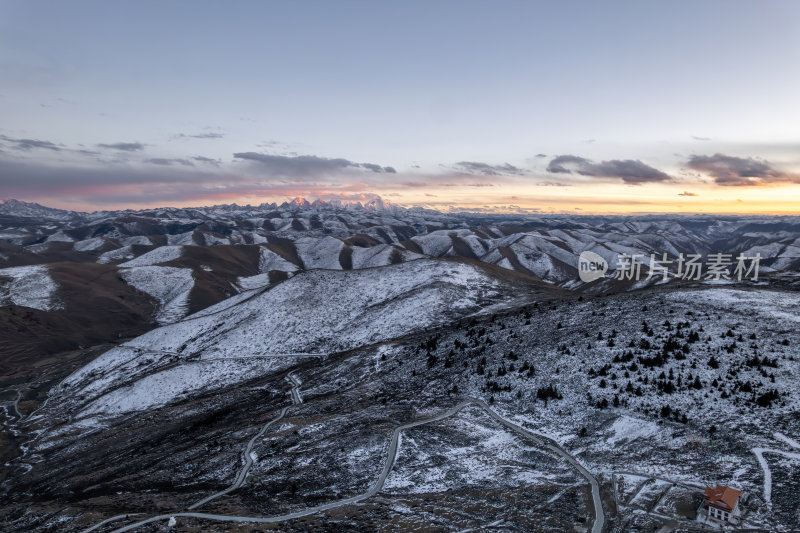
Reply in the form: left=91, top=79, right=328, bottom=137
left=686, top=153, right=797, bottom=186
left=233, top=152, right=396, bottom=175
left=452, top=161, right=526, bottom=176
left=547, top=155, right=671, bottom=184
left=0, top=135, right=62, bottom=151
left=96, top=142, right=145, bottom=151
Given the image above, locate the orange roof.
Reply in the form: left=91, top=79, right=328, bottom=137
left=703, top=484, right=743, bottom=511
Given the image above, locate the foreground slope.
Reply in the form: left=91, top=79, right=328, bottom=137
left=2, top=278, right=799, bottom=532
left=37, top=259, right=550, bottom=424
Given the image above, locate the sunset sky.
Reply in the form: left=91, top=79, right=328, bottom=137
left=1, top=0, right=798, bottom=214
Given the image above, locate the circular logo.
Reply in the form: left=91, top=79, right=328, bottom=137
left=578, top=251, right=608, bottom=282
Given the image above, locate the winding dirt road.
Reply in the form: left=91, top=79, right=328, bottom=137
left=11, top=389, right=22, bottom=420
left=187, top=371, right=303, bottom=510
left=95, top=396, right=604, bottom=533
left=187, top=406, right=290, bottom=510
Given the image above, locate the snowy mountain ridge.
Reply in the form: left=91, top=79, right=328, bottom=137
left=38, top=259, right=538, bottom=422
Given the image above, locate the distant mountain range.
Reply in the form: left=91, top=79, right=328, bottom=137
left=1, top=197, right=798, bottom=360
left=2, top=197, right=799, bottom=284
left=0, top=196, right=409, bottom=221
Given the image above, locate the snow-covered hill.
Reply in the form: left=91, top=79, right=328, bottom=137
left=0, top=265, right=62, bottom=311
left=41, top=260, right=536, bottom=420
left=118, top=266, right=194, bottom=324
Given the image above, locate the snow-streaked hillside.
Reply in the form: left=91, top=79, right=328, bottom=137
left=256, top=246, right=298, bottom=273
left=295, top=236, right=344, bottom=269
left=119, top=245, right=183, bottom=267
left=44, top=260, right=521, bottom=419
left=0, top=265, right=62, bottom=311
left=119, top=266, right=194, bottom=324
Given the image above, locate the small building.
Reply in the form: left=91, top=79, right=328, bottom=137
left=698, top=484, right=743, bottom=525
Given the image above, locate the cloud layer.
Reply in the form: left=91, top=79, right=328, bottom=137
left=144, top=158, right=195, bottom=166
left=96, top=142, right=145, bottom=152
left=233, top=152, right=397, bottom=175
left=0, top=135, right=62, bottom=151
left=174, top=132, right=224, bottom=140
left=452, top=161, right=526, bottom=176
left=2, top=130, right=798, bottom=212
left=547, top=155, right=672, bottom=184
left=686, top=153, right=797, bottom=186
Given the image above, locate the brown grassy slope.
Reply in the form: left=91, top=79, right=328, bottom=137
left=160, top=244, right=262, bottom=313
left=0, top=263, right=157, bottom=377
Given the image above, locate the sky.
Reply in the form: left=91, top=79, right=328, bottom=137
left=0, top=0, right=799, bottom=214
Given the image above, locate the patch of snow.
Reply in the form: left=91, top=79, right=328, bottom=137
left=0, top=265, right=63, bottom=311
left=410, top=232, right=453, bottom=256
left=257, top=246, right=298, bottom=273
left=79, top=358, right=281, bottom=417
left=97, top=245, right=135, bottom=264
left=202, top=233, right=229, bottom=245
left=496, top=257, right=514, bottom=271
left=119, top=266, right=194, bottom=324
left=120, top=235, right=152, bottom=246
left=167, top=231, right=196, bottom=246
left=607, top=415, right=662, bottom=445
left=119, top=245, right=183, bottom=267
left=295, top=236, right=344, bottom=269
left=668, top=288, right=800, bottom=324
left=73, top=237, right=106, bottom=252
left=350, top=245, right=422, bottom=268
left=237, top=273, right=272, bottom=290
left=45, top=230, right=74, bottom=243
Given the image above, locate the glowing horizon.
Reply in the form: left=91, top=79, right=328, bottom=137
left=8, top=182, right=800, bottom=216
